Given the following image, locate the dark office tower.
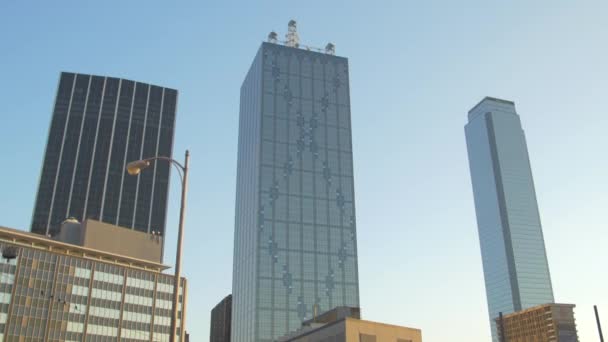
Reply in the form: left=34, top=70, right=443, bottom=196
left=232, top=22, right=360, bottom=342
left=465, top=97, right=554, bottom=342
left=211, top=294, right=232, bottom=342
left=31, top=72, right=177, bottom=247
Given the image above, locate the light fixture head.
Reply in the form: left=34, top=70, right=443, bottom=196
left=126, top=160, right=151, bottom=175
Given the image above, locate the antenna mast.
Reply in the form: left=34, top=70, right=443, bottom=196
left=266, top=20, right=335, bottom=55
left=285, top=20, right=300, bottom=48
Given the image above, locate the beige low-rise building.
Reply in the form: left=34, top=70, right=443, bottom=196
left=0, top=224, right=186, bottom=341
left=279, top=307, right=422, bottom=342
left=496, top=303, right=579, bottom=342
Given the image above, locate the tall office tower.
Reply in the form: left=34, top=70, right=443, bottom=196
left=210, top=294, right=232, bottom=342
left=232, top=22, right=360, bottom=342
left=465, top=97, right=554, bottom=341
left=31, top=72, right=177, bottom=247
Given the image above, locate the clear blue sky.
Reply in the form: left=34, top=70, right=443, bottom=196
left=1, top=1, right=606, bottom=341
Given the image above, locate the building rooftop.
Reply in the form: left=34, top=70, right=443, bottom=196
left=468, top=96, right=515, bottom=114
left=0, top=225, right=171, bottom=272
left=467, top=96, right=517, bottom=122
left=262, top=42, right=348, bottom=60
left=500, top=303, right=576, bottom=319
left=60, top=71, right=178, bottom=92
left=303, top=306, right=361, bottom=326
left=279, top=316, right=422, bottom=342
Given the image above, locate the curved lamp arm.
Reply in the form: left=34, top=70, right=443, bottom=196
left=127, top=156, right=185, bottom=183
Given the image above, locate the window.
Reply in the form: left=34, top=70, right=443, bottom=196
left=360, top=334, right=376, bottom=342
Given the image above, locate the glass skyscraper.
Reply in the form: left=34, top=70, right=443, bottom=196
left=31, top=72, right=177, bottom=246
left=232, top=41, right=360, bottom=342
left=465, top=97, right=554, bottom=341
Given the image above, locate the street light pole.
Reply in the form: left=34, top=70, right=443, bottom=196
left=596, top=305, right=605, bottom=342
left=126, top=149, right=189, bottom=342
left=170, top=149, right=189, bottom=342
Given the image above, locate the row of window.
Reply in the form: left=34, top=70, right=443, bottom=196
left=121, top=328, right=150, bottom=340
left=76, top=268, right=176, bottom=294
left=0, top=243, right=188, bottom=341
left=86, top=324, right=117, bottom=337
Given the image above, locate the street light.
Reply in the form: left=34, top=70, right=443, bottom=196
left=127, top=150, right=189, bottom=342
left=126, top=160, right=151, bottom=175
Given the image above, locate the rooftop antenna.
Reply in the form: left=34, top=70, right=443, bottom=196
left=325, top=43, right=335, bottom=55
left=268, top=31, right=278, bottom=44
left=285, top=20, right=299, bottom=48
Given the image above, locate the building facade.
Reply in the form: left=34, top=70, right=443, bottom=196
left=0, top=225, right=186, bottom=341
left=55, top=219, right=163, bottom=264
left=496, top=303, right=579, bottom=342
left=210, top=294, right=232, bottom=342
left=31, top=72, right=177, bottom=247
left=278, top=307, right=421, bottom=342
left=232, top=39, right=360, bottom=342
left=465, top=97, right=555, bottom=341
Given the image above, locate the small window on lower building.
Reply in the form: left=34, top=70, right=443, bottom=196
left=397, top=339, right=412, bottom=342
left=360, top=334, right=376, bottom=342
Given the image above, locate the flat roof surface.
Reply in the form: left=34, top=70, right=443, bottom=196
left=261, top=42, right=348, bottom=60
left=0, top=225, right=171, bottom=272
left=60, top=71, right=178, bottom=92
left=468, top=96, right=515, bottom=115
left=501, top=303, right=576, bottom=319
left=280, top=317, right=421, bottom=341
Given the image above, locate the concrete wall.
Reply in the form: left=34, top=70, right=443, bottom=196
left=82, top=219, right=162, bottom=263
left=345, top=319, right=422, bottom=342
left=284, top=318, right=422, bottom=342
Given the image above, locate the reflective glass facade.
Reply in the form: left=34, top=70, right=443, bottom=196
left=31, top=72, right=177, bottom=250
left=465, top=97, right=554, bottom=342
left=0, top=226, right=186, bottom=342
left=232, top=42, right=360, bottom=342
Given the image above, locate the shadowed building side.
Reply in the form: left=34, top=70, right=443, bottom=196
left=211, top=294, right=232, bottom=342
left=31, top=72, right=177, bottom=260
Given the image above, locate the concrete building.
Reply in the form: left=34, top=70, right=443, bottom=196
left=278, top=307, right=421, bottom=342
left=210, top=294, right=232, bottom=342
left=31, top=72, right=177, bottom=258
left=232, top=21, right=360, bottom=342
left=465, top=97, right=554, bottom=341
left=55, top=218, right=163, bottom=263
left=0, top=225, right=186, bottom=341
left=496, top=303, right=579, bottom=342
